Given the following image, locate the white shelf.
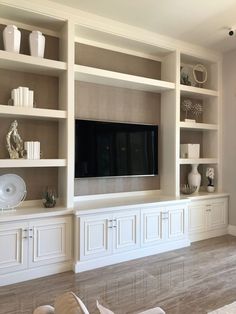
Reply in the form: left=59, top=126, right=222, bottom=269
left=179, top=158, right=218, bottom=165
left=0, top=105, right=67, bottom=120
left=0, top=50, right=67, bottom=76
left=180, top=84, right=218, bottom=98
left=0, top=159, right=67, bottom=168
left=179, top=121, right=218, bottom=131
left=74, top=65, right=175, bottom=92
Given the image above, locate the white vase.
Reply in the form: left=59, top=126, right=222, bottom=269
left=207, top=186, right=215, bottom=193
left=3, top=25, right=21, bottom=53
left=29, top=31, right=45, bottom=58
left=188, top=164, right=201, bottom=192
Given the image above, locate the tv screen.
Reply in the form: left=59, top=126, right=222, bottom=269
left=75, top=120, right=158, bottom=178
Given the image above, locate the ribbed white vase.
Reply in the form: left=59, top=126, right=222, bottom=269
left=29, top=31, right=45, bottom=58
left=188, top=164, right=201, bottom=192
left=3, top=25, right=21, bottom=53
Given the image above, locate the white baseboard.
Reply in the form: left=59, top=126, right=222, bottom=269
left=74, top=238, right=190, bottom=273
left=0, top=261, right=72, bottom=287
left=228, top=225, right=236, bottom=236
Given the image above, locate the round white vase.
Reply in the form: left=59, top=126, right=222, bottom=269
left=29, top=31, right=45, bottom=58
left=188, top=164, right=201, bottom=192
left=3, top=25, right=21, bottom=53
left=207, top=185, right=215, bottom=193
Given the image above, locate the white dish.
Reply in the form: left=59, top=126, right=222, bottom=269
left=0, top=174, right=27, bottom=209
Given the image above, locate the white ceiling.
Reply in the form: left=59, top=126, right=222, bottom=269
left=53, top=0, right=236, bottom=52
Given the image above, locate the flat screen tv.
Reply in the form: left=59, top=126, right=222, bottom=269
left=75, top=120, right=158, bottom=178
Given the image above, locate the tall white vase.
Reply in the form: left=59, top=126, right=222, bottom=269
left=29, top=31, right=45, bottom=58
left=3, top=25, right=21, bottom=53
left=188, top=164, right=201, bottom=192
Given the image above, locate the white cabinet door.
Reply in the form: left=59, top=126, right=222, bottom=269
left=167, top=206, right=186, bottom=240
left=141, top=208, right=163, bottom=247
left=80, top=214, right=112, bottom=260
left=189, top=203, right=206, bottom=234
left=0, top=222, right=28, bottom=275
left=113, top=210, right=140, bottom=253
left=29, top=216, right=72, bottom=268
left=207, top=199, right=228, bottom=231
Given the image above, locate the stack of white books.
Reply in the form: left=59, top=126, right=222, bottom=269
left=24, top=141, right=40, bottom=159
left=11, top=87, right=34, bottom=107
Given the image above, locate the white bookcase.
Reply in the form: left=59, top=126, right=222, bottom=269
left=178, top=53, right=221, bottom=193
left=0, top=0, right=222, bottom=206
left=0, top=0, right=228, bottom=285
left=0, top=2, right=72, bottom=206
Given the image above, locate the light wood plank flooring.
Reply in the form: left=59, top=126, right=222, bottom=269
left=1, top=235, right=236, bottom=314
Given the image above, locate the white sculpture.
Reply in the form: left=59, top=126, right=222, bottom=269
left=206, top=167, right=215, bottom=192
left=6, top=120, right=24, bottom=159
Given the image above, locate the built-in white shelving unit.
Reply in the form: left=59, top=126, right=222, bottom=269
left=74, top=64, right=175, bottom=92
left=179, top=158, right=218, bottom=165
left=178, top=52, right=220, bottom=194
left=0, top=0, right=227, bottom=287
left=0, top=1, right=71, bottom=206
left=0, top=0, right=222, bottom=205
left=0, top=50, right=67, bottom=76
left=0, top=105, right=67, bottom=120
left=0, top=159, right=67, bottom=168
left=180, top=84, right=218, bottom=98
left=179, top=121, right=218, bottom=131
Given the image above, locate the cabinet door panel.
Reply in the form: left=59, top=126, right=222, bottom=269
left=189, top=204, right=206, bottom=234
left=0, top=222, right=28, bottom=274
left=168, top=208, right=185, bottom=240
left=113, top=211, right=140, bottom=253
left=141, top=210, right=162, bottom=246
left=29, top=217, right=72, bottom=268
left=208, top=199, right=227, bottom=230
left=81, top=215, right=112, bottom=260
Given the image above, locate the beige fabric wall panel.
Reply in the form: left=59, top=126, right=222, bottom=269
left=75, top=81, right=160, bottom=125
left=75, top=43, right=161, bottom=80
left=75, top=176, right=160, bottom=196
left=74, top=81, right=161, bottom=196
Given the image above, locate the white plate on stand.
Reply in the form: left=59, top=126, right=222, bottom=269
left=0, top=174, right=27, bottom=210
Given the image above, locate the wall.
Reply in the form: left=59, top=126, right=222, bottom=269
left=74, top=44, right=161, bottom=196
left=223, top=49, right=236, bottom=225
left=74, top=82, right=161, bottom=196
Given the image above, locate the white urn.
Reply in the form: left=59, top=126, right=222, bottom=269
left=188, top=164, right=201, bottom=193
left=3, top=25, right=21, bottom=53
left=29, top=31, right=45, bottom=58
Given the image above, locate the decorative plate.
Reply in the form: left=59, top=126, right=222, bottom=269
left=0, top=174, right=27, bottom=210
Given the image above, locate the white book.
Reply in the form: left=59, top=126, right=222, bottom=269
left=11, top=89, right=14, bottom=102
left=22, top=87, right=29, bottom=107
left=24, top=142, right=27, bottom=157
left=33, top=142, right=37, bottom=160
left=24, top=142, right=30, bottom=159
left=15, top=88, right=19, bottom=106
left=28, top=90, right=34, bottom=108
left=35, top=141, right=40, bottom=159
left=11, top=89, right=17, bottom=106
left=30, top=141, right=34, bottom=160
left=18, top=87, right=23, bottom=107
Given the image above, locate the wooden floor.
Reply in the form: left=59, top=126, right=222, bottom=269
left=1, top=235, right=236, bottom=314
